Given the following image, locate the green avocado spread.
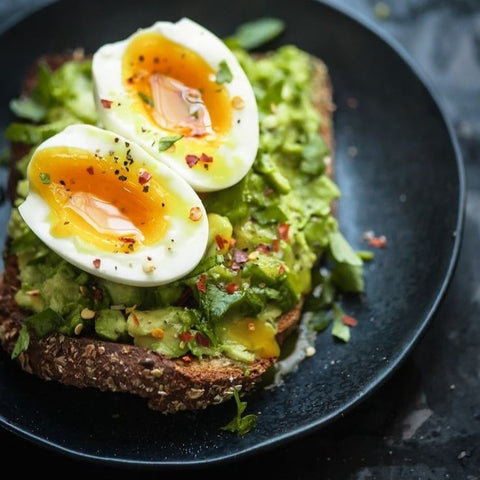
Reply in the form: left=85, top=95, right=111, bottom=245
left=5, top=38, right=364, bottom=363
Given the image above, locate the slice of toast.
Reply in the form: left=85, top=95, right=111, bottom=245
left=0, top=52, right=334, bottom=414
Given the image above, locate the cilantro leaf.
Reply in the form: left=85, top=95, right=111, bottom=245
left=11, top=324, right=30, bottom=359
left=39, top=172, right=50, bottom=184
left=226, top=17, right=286, bottom=50
left=157, top=134, right=183, bottom=152
left=199, top=283, right=244, bottom=321
left=221, top=388, right=257, bottom=435
left=216, top=60, right=233, bottom=84
left=138, top=91, right=153, bottom=106
left=331, top=302, right=351, bottom=342
left=11, top=308, right=65, bottom=359
left=26, top=308, right=65, bottom=337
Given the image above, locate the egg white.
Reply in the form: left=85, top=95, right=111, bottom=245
left=18, top=124, right=209, bottom=287
left=92, top=17, right=259, bottom=192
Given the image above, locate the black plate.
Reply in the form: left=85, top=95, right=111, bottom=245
left=0, top=0, right=464, bottom=469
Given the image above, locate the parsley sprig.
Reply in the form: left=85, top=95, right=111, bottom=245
left=221, top=388, right=257, bottom=435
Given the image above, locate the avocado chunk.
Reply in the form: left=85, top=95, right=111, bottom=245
left=127, top=307, right=193, bottom=358
left=95, top=309, right=128, bottom=342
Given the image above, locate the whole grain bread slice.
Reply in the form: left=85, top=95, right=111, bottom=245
left=0, top=52, right=334, bottom=414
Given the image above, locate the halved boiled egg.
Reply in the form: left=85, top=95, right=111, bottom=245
left=92, top=17, right=259, bottom=192
left=18, top=124, right=209, bottom=286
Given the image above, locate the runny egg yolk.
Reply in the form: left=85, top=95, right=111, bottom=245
left=220, top=318, right=280, bottom=359
left=29, top=146, right=176, bottom=254
left=122, top=31, right=232, bottom=139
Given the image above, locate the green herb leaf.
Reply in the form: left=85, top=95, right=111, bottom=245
left=228, top=17, right=286, bottom=50
left=11, top=324, right=30, bottom=359
left=11, top=308, right=65, bottom=359
left=357, top=250, right=375, bottom=261
left=39, top=172, right=50, bottom=184
left=157, top=134, right=184, bottom=152
left=27, top=307, right=65, bottom=337
left=138, top=91, right=154, bottom=106
left=308, top=310, right=333, bottom=333
left=221, top=388, right=257, bottom=435
left=331, top=302, right=351, bottom=342
left=199, top=283, right=244, bottom=322
left=216, top=60, right=233, bottom=84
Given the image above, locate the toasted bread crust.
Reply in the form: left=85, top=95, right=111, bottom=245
left=0, top=53, right=334, bottom=413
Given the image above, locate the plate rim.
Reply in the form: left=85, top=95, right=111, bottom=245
left=0, top=0, right=466, bottom=469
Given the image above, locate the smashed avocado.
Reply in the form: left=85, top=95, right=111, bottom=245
left=5, top=40, right=364, bottom=363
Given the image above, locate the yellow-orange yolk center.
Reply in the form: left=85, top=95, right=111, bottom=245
left=122, top=31, right=232, bottom=138
left=29, top=146, right=174, bottom=254
left=220, top=318, right=280, bottom=359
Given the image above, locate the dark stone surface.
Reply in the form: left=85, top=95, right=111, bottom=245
left=0, top=1, right=479, bottom=477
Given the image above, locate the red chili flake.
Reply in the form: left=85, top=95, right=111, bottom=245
left=86, top=166, right=94, bottom=175
left=342, top=315, right=358, bottom=327
left=185, top=153, right=214, bottom=168
left=368, top=235, right=387, bottom=248
left=132, top=312, right=140, bottom=327
left=93, top=258, right=101, bottom=268
left=119, top=236, right=136, bottom=244
left=278, top=223, right=290, bottom=241
left=256, top=243, right=271, bottom=254
left=278, top=264, right=286, bottom=274
left=138, top=169, right=152, bottom=185
left=263, top=188, right=274, bottom=195
left=178, top=331, right=194, bottom=342
left=195, top=274, right=207, bottom=293
left=100, top=99, right=113, bottom=109
left=215, top=234, right=229, bottom=250
left=195, top=332, right=211, bottom=347
left=200, top=153, right=213, bottom=163
left=186, top=154, right=200, bottom=168
left=225, top=282, right=239, bottom=294
left=182, top=355, right=192, bottom=363
left=272, top=238, right=280, bottom=252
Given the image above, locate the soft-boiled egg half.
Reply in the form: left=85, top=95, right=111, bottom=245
left=18, top=124, right=209, bottom=286
left=92, top=17, right=259, bottom=192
